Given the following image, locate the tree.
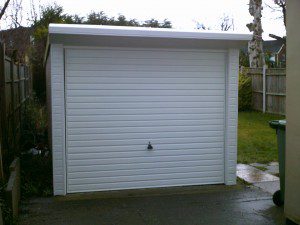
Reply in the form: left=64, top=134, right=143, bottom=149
left=274, top=0, right=286, bottom=27
left=112, top=15, right=139, bottom=26
left=195, top=15, right=234, bottom=32
left=195, top=22, right=210, bottom=30
left=85, top=12, right=171, bottom=28
left=0, top=0, right=11, bottom=21
left=220, top=15, right=234, bottom=31
left=8, top=0, right=23, bottom=28
left=142, top=19, right=171, bottom=28
left=247, top=0, right=265, bottom=68
left=31, top=4, right=81, bottom=100
left=266, top=0, right=286, bottom=28
left=85, top=11, right=109, bottom=25
left=239, top=50, right=250, bottom=67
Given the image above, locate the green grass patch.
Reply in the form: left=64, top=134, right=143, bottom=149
left=238, top=111, right=284, bottom=164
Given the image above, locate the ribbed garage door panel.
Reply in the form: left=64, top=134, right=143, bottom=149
left=65, top=47, right=226, bottom=193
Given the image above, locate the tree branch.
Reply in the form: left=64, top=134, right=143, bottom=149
left=0, top=0, right=11, bottom=21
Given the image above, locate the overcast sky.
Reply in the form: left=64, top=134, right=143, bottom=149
left=2, top=0, right=286, bottom=40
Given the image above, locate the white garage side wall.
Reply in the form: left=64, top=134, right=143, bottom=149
left=225, top=49, right=239, bottom=185
left=50, top=44, right=67, bottom=195
left=46, top=52, right=52, bottom=152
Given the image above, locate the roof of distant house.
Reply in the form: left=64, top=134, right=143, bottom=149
left=263, top=40, right=285, bottom=54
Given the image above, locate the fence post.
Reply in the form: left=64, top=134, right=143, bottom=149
left=18, top=64, right=21, bottom=140
left=10, top=59, right=16, bottom=153
left=0, top=42, right=6, bottom=180
left=262, top=65, right=267, bottom=113
left=5, top=157, right=20, bottom=218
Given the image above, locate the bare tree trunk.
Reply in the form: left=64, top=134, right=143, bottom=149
left=10, top=0, right=23, bottom=28
left=0, top=0, right=11, bottom=21
left=274, top=0, right=286, bottom=27
left=247, top=0, right=265, bottom=68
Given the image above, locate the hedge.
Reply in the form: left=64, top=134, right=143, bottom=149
left=238, top=73, right=252, bottom=111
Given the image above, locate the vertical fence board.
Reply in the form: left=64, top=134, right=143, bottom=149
left=242, top=67, right=286, bottom=115
left=0, top=43, right=6, bottom=179
left=0, top=42, right=32, bottom=176
left=0, top=42, right=32, bottom=219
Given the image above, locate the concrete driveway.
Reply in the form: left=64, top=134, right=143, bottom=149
left=20, top=185, right=284, bottom=225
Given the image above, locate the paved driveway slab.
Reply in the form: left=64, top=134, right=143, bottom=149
left=20, top=185, right=284, bottom=225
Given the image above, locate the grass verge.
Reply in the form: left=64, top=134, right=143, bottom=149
left=238, top=111, right=284, bottom=164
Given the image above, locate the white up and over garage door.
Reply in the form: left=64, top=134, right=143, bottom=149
left=65, top=48, right=226, bottom=193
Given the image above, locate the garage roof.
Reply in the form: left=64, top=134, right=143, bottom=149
left=47, top=23, right=251, bottom=50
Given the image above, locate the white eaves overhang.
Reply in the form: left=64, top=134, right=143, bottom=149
left=48, top=23, right=251, bottom=49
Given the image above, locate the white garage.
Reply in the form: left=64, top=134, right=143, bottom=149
left=45, top=24, right=250, bottom=195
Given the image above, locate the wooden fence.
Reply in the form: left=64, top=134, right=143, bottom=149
left=242, top=67, right=286, bottom=115
left=0, top=41, right=32, bottom=178
left=6, top=157, right=20, bottom=218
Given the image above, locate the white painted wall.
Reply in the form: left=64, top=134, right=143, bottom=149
left=49, top=44, right=66, bottom=195
left=225, top=49, right=239, bottom=185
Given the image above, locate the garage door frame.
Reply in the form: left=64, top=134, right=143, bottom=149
left=48, top=45, right=239, bottom=195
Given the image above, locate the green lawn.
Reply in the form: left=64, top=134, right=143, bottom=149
left=238, top=111, right=285, bottom=164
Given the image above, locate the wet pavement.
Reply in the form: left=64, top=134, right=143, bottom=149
left=237, top=164, right=280, bottom=194
left=254, top=181, right=280, bottom=194
left=250, top=162, right=279, bottom=176
left=237, top=164, right=279, bottom=183
left=20, top=185, right=285, bottom=225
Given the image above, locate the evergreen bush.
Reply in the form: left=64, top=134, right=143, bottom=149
left=238, top=73, right=252, bottom=111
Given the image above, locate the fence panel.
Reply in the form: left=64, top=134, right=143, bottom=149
left=0, top=42, right=32, bottom=178
left=242, top=67, right=286, bottom=115
left=252, top=72, right=263, bottom=111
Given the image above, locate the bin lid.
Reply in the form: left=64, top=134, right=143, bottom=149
left=269, top=120, right=286, bottom=130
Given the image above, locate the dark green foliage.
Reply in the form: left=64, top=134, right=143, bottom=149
left=239, top=50, right=250, bottom=67
left=238, top=73, right=252, bottom=111
left=84, top=11, right=171, bottom=28
left=20, top=95, right=52, bottom=197
left=142, top=19, right=172, bottom=28
left=20, top=95, right=47, bottom=153
left=113, top=15, right=140, bottom=26
left=86, top=11, right=111, bottom=25
left=21, top=154, right=52, bottom=197
left=85, top=12, right=140, bottom=26
left=0, top=180, right=18, bottom=224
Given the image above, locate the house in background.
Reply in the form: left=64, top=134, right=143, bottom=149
left=240, top=38, right=286, bottom=68
left=264, top=39, right=286, bottom=68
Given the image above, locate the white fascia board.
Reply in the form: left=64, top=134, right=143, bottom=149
left=49, top=23, right=251, bottom=41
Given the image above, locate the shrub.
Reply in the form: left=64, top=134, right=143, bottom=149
left=21, top=154, right=52, bottom=197
left=0, top=181, right=12, bottom=224
left=20, top=95, right=52, bottom=197
left=20, top=95, right=48, bottom=153
left=238, top=73, right=252, bottom=111
left=239, top=50, right=250, bottom=67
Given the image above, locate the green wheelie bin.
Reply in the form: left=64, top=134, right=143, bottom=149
left=269, top=120, right=286, bottom=206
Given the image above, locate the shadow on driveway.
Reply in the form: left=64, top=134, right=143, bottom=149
left=20, top=185, right=284, bottom=225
